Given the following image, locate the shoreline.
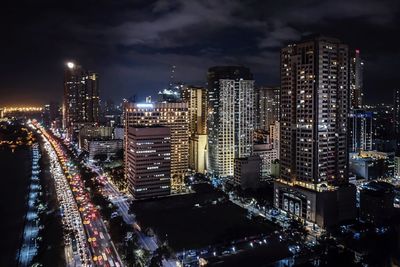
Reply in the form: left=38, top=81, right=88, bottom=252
left=16, top=142, right=41, bottom=266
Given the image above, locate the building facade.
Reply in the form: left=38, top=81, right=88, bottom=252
left=63, top=62, right=100, bottom=139
left=395, top=89, right=400, bottom=152
left=275, top=36, right=356, bottom=228
left=348, top=109, right=373, bottom=153
left=124, top=102, right=189, bottom=188
left=253, top=143, right=278, bottom=179
left=84, top=139, right=123, bottom=161
left=181, top=86, right=208, bottom=173
left=126, top=126, right=171, bottom=199
left=350, top=50, right=364, bottom=109
left=280, top=36, right=349, bottom=185
left=207, top=66, right=255, bottom=177
left=234, top=155, right=261, bottom=190
left=256, top=86, right=280, bottom=130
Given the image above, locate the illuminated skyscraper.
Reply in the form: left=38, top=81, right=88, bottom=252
left=126, top=126, right=171, bottom=199
left=274, top=37, right=356, bottom=228
left=207, top=66, right=255, bottom=177
left=350, top=50, right=364, bottom=109
left=181, top=85, right=208, bottom=173
left=280, top=36, right=349, bottom=185
left=124, top=102, right=189, bottom=189
left=256, top=86, right=280, bottom=130
left=63, top=62, right=100, bottom=139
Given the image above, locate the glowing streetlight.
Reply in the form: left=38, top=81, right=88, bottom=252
left=67, top=62, right=75, bottom=69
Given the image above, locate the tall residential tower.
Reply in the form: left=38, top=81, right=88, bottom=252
left=274, top=36, right=356, bottom=228
left=63, top=62, right=99, bottom=139
left=279, top=36, right=349, bottom=185
left=207, top=66, right=255, bottom=177
left=350, top=50, right=364, bottom=109
left=256, top=86, right=280, bottom=130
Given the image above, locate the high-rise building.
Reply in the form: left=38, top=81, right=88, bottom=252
left=63, top=62, right=100, bottom=139
left=279, top=36, right=349, bottom=185
left=207, top=66, right=255, bottom=177
left=124, top=102, right=189, bottom=188
left=42, top=102, right=60, bottom=128
left=181, top=85, right=208, bottom=173
left=394, top=88, right=400, bottom=152
left=274, top=36, right=356, bottom=228
left=256, top=86, right=280, bottom=130
left=269, top=121, right=280, bottom=159
left=348, top=109, right=373, bottom=153
left=126, top=126, right=171, bottom=199
left=350, top=50, right=364, bottom=109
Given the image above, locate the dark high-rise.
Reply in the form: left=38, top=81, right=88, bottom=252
left=63, top=62, right=100, bottom=139
left=348, top=109, right=373, bottom=153
left=350, top=50, right=364, bottom=109
left=255, top=86, right=280, bottom=130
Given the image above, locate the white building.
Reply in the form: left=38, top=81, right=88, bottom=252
left=207, top=66, right=255, bottom=178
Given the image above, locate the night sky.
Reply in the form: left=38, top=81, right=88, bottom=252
left=1, top=0, right=399, bottom=106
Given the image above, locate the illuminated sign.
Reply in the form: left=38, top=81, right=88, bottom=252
left=136, top=103, right=154, bottom=108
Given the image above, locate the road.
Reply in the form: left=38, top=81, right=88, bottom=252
left=87, top=163, right=177, bottom=267
left=34, top=122, right=123, bottom=267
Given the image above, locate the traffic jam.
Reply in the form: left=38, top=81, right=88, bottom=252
left=32, top=121, right=121, bottom=267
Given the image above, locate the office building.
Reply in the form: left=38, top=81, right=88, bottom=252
left=349, top=151, right=395, bottom=180
left=42, top=102, right=60, bottom=128
left=253, top=143, right=278, bottom=179
left=207, top=66, right=255, bottom=177
left=113, top=127, right=124, bottom=140
left=360, top=181, right=400, bottom=224
left=181, top=86, right=208, bottom=173
left=126, top=126, right=171, bottom=199
left=234, top=155, right=261, bottom=190
left=350, top=50, right=364, bottom=109
left=78, top=125, right=113, bottom=149
left=348, top=109, right=373, bottom=153
left=63, top=62, right=100, bottom=139
left=256, top=86, right=280, bottom=130
left=84, top=139, right=123, bottom=161
left=124, top=102, right=189, bottom=188
left=367, top=104, right=397, bottom=152
left=274, top=36, right=356, bottom=228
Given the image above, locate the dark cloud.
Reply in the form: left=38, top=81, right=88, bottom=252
left=0, top=0, right=399, bottom=106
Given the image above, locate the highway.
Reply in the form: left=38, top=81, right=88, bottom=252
left=87, top=163, right=177, bottom=267
left=34, top=122, right=122, bottom=267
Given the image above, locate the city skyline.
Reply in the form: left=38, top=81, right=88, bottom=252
left=1, top=0, right=400, bottom=106
left=2, top=2, right=400, bottom=267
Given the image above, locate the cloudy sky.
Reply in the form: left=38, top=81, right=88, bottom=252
left=1, top=0, right=399, bottom=106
